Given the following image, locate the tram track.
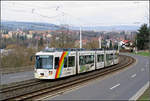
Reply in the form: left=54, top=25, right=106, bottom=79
left=0, top=55, right=135, bottom=100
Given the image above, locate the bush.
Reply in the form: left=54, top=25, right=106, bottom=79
left=1, top=46, right=36, bottom=68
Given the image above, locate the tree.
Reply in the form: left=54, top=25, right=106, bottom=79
left=136, top=24, right=149, bottom=50
left=50, top=26, right=75, bottom=48
left=83, top=40, right=99, bottom=49
left=1, top=46, right=36, bottom=68
left=39, top=37, right=44, bottom=46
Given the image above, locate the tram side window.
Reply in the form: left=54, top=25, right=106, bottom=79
left=97, top=55, right=104, bottom=62
left=80, top=55, right=94, bottom=65
left=114, top=53, right=118, bottom=59
left=55, top=57, right=59, bottom=69
left=106, top=54, right=109, bottom=60
left=86, top=55, right=94, bottom=64
left=68, top=56, right=75, bottom=67
left=110, top=54, right=113, bottom=60
left=79, top=56, right=86, bottom=65
left=101, top=55, right=104, bottom=61
left=64, top=57, right=67, bottom=68
left=106, top=54, right=113, bottom=60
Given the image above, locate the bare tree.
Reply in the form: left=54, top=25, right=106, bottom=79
left=50, top=26, right=75, bottom=48
left=83, top=40, right=99, bottom=49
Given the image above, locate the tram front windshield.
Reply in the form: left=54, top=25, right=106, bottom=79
left=36, top=55, right=53, bottom=69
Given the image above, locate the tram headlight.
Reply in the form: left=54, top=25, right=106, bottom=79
left=49, top=71, right=53, bottom=75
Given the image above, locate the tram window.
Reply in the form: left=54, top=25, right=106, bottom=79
left=114, top=53, right=118, bottom=59
left=85, top=56, right=89, bottom=64
left=101, top=55, right=104, bottom=61
left=64, top=57, right=67, bottom=68
left=80, top=55, right=94, bottom=65
left=97, top=55, right=104, bottom=62
left=79, top=56, right=86, bottom=65
left=88, top=55, right=94, bottom=64
left=106, top=54, right=110, bottom=60
left=36, top=55, right=53, bottom=69
left=54, top=57, right=59, bottom=69
left=68, top=56, right=75, bottom=67
left=106, top=54, right=108, bottom=60
left=107, top=54, right=113, bottom=60
left=110, top=54, right=113, bottom=60
left=97, top=55, right=100, bottom=62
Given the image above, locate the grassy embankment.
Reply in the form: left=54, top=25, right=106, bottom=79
left=134, top=51, right=150, bottom=57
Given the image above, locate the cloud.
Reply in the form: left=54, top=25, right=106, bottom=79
left=1, top=1, right=149, bottom=26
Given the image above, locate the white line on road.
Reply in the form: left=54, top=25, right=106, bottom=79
left=146, top=62, right=149, bottom=68
left=131, top=74, right=136, bottom=78
left=110, top=83, right=120, bottom=90
left=141, top=68, right=145, bottom=71
left=129, top=81, right=149, bottom=100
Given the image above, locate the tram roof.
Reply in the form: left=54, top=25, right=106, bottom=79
left=42, top=48, right=86, bottom=52
left=41, top=48, right=115, bottom=52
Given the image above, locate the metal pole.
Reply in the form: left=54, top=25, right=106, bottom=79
left=46, top=38, right=48, bottom=48
left=118, top=41, right=120, bottom=53
left=80, top=26, right=82, bottom=48
left=135, top=39, right=137, bottom=54
left=0, top=29, right=2, bottom=92
left=99, top=36, right=101, bottom=49
left=36, top=39, right=38, bottom=51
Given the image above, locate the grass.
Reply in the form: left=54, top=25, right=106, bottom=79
left=134, top=51, right=150, bottom=57
left=138, top=87, right=150, bottom=101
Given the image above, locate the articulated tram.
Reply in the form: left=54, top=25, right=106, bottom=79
left=33, top=48, right=119, bottom=79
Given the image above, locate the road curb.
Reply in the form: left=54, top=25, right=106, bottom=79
left=129, top=81, right=149, bottom=100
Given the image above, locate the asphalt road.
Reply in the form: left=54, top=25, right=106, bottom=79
left=1, top=71, right=34, bottom=84
left=44, top=53, right=149, bottom=100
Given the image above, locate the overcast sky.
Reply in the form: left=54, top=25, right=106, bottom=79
left=1, top=1, right=149, bottom=26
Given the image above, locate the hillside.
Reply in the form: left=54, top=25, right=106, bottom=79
left=1, top=21, right=60, bottom=31
left=1, top=20, right=140, bottom=31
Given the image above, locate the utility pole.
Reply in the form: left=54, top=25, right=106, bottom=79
left=135, top=39, right=137, bottom=54
left=46, top=38, right=48, bottom=48
left=36, top=39, right=38, bottom=51
left=0, top=30, right=2, bottom=91
left=80, top=26, right=82, bottom=48
left=118, top=41, right=120, bottom=53
left=99, top=36, right=101, bottom=49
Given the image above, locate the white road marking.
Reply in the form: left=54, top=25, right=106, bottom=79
left=146, top=62, right=149, bottom=68
left=141, top=68, right=145, bottom=71
left=129, top=81, right=149, bottom=100
left=131, top=74, right=136, bottom=78
left=110, top=83, right=120, bottom=90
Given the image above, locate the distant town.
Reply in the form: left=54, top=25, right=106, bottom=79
left=1, top=21, right=137, bottom=51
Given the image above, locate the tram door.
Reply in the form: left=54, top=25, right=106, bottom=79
left=63, top=57, right=69, bottom=76
left=64, top=55, right=76, bottom=76
left=54, top=56, right=72, bottom=77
